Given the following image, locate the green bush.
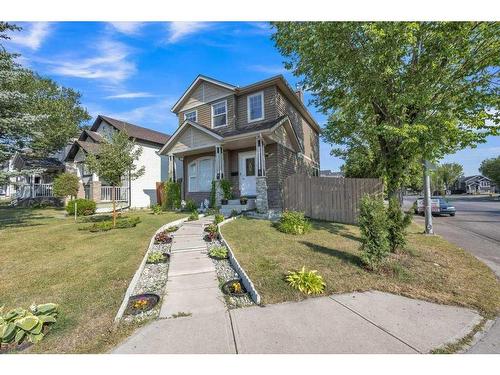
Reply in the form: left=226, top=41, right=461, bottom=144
left=151, top=204, right=162, bottom=215
left=165, top=225, right=179, bottom=232
left=204, top=223, right=218, bottom=234
left=185, top=199, right=198, bottom=212
left=359, top=194, right=390, bottom=270
left=214, top=213, right=224, bottom=225
left=81, top=216, right=141, bottom=232
left=208, top=245, right=228, bottom=259
left=205, top=207, right=219, bottom=216
left=163, top=181, right=181, bottom=210
left=230, top=209, right=238, bottom=217
left=286, top=266, right=326, bottom=295
left=188, top=210, right=199, bottom=221
left=0, top=303, right=58, bottom=346
left=53, top=173, right=80, bottom=198
left=387, top=197, right=412, bottom=253
left=66, top=198, right=96, bottom=216
left=147, top=251, right=167, bottom=264
left=209, top=181, right=217, bottom=208
left=220, top=179, right=233, bottom=200
left=277, top=210, right=312, bottom=235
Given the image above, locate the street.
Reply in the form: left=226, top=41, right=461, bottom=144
left=404, top=194, right=500, bottom=353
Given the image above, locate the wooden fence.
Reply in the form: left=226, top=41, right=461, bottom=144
left=283, top=175, right=384, bottom=224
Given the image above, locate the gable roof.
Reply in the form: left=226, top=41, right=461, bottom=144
left=13, top=154, right=65, bottom=172
left=79, top=129, right=104, bottom=143
left=65, top=140, right=101, bottom=161
left=91, top=115, right=170, bottom=146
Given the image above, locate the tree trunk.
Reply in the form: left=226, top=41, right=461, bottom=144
left=112, top=186, right=116, bottom=228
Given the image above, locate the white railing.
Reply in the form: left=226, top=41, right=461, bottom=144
left=15, top=184, right=54, bottom=199
left=101, top=186, right=128, bottom=202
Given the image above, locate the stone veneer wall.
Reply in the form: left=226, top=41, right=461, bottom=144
left=255, top=176, right=269, bottom=213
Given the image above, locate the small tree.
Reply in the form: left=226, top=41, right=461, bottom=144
left=432, top=163, right=463, bottom=194
left=53, top=172, right=80, bottom=199
left=358, top=195, right=390, bottom=270
left=479, top=156, right=500, bottom=188
left=163, top=181, right=181, bottom=210
left=86, top=131, right=144, bottom=227
left=386, top=197, right=412, bottom=253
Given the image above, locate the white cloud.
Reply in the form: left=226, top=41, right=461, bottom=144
left=49, top=39, right=135, bottom=82
left=105, top=92, right=155, bottom=99
left=248, top=64, right=287, bottom=75
left=166, top=22, right=212, bottom=43
left=8, top=22, right=51, bottom=50
left=109, top=22, right=145, bottom=35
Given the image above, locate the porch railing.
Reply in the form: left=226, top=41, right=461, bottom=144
left=15, top=183, right=54, bottom=199
left=101, top=186, right=128, bottom=202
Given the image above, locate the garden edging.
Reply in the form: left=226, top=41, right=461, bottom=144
left=113, top=214, right=204, bottom=325
left=218, top=216, right=261, bottom=305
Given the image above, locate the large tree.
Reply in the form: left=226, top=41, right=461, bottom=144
left=86, top=131, right=145, bottom=227
left=272, top=22, right=500, bottom=198
left=431, top=162, right=464, bottom=194
left=479, top=156, right=500, bottom=187
left=0, top=22, right=90, bottom=185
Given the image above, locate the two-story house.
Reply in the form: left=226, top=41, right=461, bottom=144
left=158, top=75, right=321, bottom=212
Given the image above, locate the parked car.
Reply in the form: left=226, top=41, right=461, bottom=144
left=414, top=196, right=456, bottom=216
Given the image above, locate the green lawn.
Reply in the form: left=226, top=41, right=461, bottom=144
left=221, top=217, right=500, bottom=317
left=0, top=206, right=186, bottom=353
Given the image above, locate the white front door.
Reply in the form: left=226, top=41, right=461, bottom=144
left=239, top=151, right=256, bottom=196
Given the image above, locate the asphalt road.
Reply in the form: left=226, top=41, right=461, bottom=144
left=403, top=195, right=500, bottom=353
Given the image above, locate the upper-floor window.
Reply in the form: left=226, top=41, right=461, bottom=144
left=481, top=180, right=489, bottom=187
left=184, top=110, right=197, bottom=122
left=211, top=100, right=227, bottom=127
left=247, top=91, right=264, bottom=122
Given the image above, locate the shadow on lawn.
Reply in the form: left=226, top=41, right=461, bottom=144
left=311, top=221, right=362, bottom=242
left=0, top=207, right=58, bottom=230
left=300, top=241, right=363, bottom=267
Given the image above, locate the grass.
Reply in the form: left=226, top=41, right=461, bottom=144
left=0, top=206, right=186, bottom=353
left=221, top=217, right=500, bottom=317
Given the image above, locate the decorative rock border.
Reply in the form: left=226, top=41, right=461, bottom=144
left=217, top=216, right=262, bottom=305
left=113, top=214, right=204, bottom=325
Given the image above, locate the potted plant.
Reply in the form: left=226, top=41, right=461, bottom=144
left=220, top=179, right=232, bottom=205
left=239, top=196, right=248, bottom=205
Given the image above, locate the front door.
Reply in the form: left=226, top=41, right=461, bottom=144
left=239, top=151, right=256, bottom=196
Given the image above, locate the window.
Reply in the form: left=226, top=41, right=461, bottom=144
left=247, top=91, right=264, bottom=122
left=188, top=157, right=214, bottom=192
left=211, top=100, right=227, bottom=127
left=78, top=162, right=91, bottom=177
left=245, top=158, right=255, bottom=176
left=184, top=110, right=197, bottom=122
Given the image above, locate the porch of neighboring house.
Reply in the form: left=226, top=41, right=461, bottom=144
left=77, top=176, right=131, bottom=212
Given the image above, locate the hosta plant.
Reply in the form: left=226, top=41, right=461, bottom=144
left=165, top=226, right=179, bottom=232
left=0, top=303, right=58, bottom=347
left=154, top=231, right=172, bottom=244
left=188, top=210, right=199, bottom=221
left=214, top=214, right=224, bottom=225
left=209, top=245, right=228, bottom=259
left=147, top=251, right=167, bottom=264
left=277, top=210, right=312, bottom=235
left=286, top=267, right=326, bottom=295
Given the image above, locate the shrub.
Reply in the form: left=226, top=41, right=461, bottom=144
left=204, top=223, right=218, bottom=234
left=277, top=210, right=312, bottom=235
left=188, top=210, right=199, bottom=221
left=66, top=198, right=96, bottom=216
left=84, top=216, right=141, bottom=232
left=154, top=231, right=172, bottom=244
left=205, top=207, right=219, bottom=216
left=387, top=197, right=412, bottom=253
left=115, top=216, right=141, bottom=229
left=147, top=251, right=167, bottom=264
left=185, top=199, right=198, bottom=212
left=286, top=266, right=326, bottom=295
left=151, top=204, right=162, bottom=215
left=163, top=181, right=181, bottom=210
left=53, top=173, right=80, bottom=199
left=359, top=194, right=390, bottom=270
left=230, top=209, right=238, bottom=217
left=0, top=303, right=58, bottom=346
left=220, top=179, right=233, bottom=200
left=209, top=181, right=217, bottom=208
left=209, top=245, right=228, bottom=259
left=165, top=225, right=179, bottom=232
left=214, top=213, right=224, bottom=225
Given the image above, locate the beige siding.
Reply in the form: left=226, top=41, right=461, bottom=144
left=171, top=127, right=219, bottom=153
left=178, top=95, right=236, bottom=132
left=180, top=81, right=234, bottom=112
left=235, top=86, right=278, bottom=127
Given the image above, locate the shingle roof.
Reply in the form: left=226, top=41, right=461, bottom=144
left=92, top=115, right=170, bottom=146
left=81, top=130, right=104, bottom=143
left=76, top=141, right=101, bottom=154
left=211, top=116, right=288, bottom=137
left=21, top=156, right=65, bottom=171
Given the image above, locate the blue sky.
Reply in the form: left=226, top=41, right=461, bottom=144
left=4, top=21, right=499, bottom=175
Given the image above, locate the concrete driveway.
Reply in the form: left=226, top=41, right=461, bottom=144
left=404, top=195, right=500, bottom=353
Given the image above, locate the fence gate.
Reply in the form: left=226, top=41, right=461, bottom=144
left=283, top=175, right=383, bottom=224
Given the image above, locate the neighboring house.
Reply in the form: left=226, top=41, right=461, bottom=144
left=158, top=74, right=321, bottom=212
left=320, top=170, right=344, bottom=178
left=454, top=175, right=497, bottom=194
left=65, top=115, right=171, bottom=210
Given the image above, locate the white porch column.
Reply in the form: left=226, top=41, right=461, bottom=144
left=215, top=145, right=224, bottom=180
left=255, top=134, right=268, bottom=213
left=167, top=154, right=176, bottom=182
left=256, top=134, right=266, bottom=177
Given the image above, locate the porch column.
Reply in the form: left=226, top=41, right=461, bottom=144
left=255, top=134, right=268, bottom=213
left=167, top=154, right=176, bottom=182
left=213, top=145, right=224, bottom=207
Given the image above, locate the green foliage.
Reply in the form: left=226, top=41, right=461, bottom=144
left=277, top=210, right=312, bottom=235
left=184, top=199, right=198, bottom=212
left=230, top=209, right=239, bottom=217
left=272, top=22, right=500, bottom=196
left=188, top=210, right=199, bottom=221
left=0, top=303, right=58, bottom=346
left=53, top=173, right=80, bottom=199
left=147, top=251, right=167, bottom=264
left=205, top=207, right=220, bottom=216
left=205, top=223, right=218, bottom=234
left=387, top=197, right=412, bottom=253
left=163, top=181, right=181, bottom=210
left=151, top=204, right=162, bottom=215
left=165, top=225, right=179, bottom=232
left=82, top=216, right=141, bottom=232
left=214, top=213, right=224, bottom=225
left=219, top=179, right=233, bottom=200
left=431, top=162, right=464, bottom=194
left=479, top=156, right=500, bottom=187
left=209, top=245, right=229, bottom=259
left=358, top=195, right=390, bottom=270
left=209, top=181, right=217, bottom=208
left=286, top=266, right=326, bottom=295
left=66, top=198, right=96, bottom=216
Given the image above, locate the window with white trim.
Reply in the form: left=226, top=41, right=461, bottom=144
left=184, top=110, right=197, bottom=122
left=247, top=91, right=264, bottom=122
left=188, top=157, right=214, bottom=192
left=211, top=100, right=227, bottom=127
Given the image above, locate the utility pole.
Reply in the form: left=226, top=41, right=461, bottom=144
left=422, top=159, right=434, bottom=235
